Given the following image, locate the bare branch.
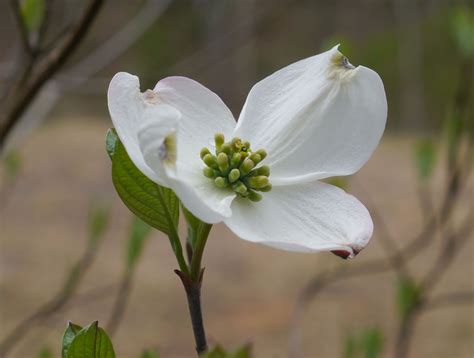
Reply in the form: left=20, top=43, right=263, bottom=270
left=0, top=0, right=105, bottom=150
left=424, top=291, right=474, bottom=311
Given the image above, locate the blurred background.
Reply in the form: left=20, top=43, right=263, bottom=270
left=0, top=0, right=473, bottom=357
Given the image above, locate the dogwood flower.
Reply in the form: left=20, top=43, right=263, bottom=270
left=107, top=45, right=387, bottom=258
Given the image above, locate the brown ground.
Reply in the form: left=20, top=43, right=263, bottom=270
left=1, top=118, right=473, bottom=358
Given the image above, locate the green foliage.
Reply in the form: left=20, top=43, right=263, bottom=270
left=62, top=322, right=82, bottom=358
left=414, top=140, right=437, bottom=181
left=3, top=151, right=21, bottom=180
left=126, top=216, right=152, bottom=271
left=107, top=129, right=180, bottom=236
left=62, top=321, right=115, bottom=358
left=450, top=6, right=474, bottom=57
left=140, top=349, right=160, bottom=358
left=201, top=344, right=251, bottom=358
left=37, top=346, right=53, bottom=358
left=343, top=327, right=383, bottom=358
left=20, top=0, right=44, bottom=33
left=88, top=202, right=111, bottom=247
left=397, top=277, right=422, bottom=320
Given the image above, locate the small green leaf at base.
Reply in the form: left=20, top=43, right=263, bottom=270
left=62, top=322, right=82, bottom=358
left=63, top=321, right=115, bottom=358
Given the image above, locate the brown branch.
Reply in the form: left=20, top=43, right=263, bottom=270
left=0, top=0, right=105, bottom=149
left=105, top=271, right=133, bottom=337
left=424, top=291, right=474, bottom=311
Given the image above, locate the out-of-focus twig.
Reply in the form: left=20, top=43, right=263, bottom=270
left=0, top=0, right=105, bottom=149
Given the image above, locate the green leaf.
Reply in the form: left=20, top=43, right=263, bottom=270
left=105, top=129, right=118, bottom=159
left=37, top=346, right=53, bottom=358
left=361, top=327, right=383, bottom=358
left=450, top=6, right=474, bottom=57
left=88, top=203, right=110, bottom=247
left=109, top=133, right=179, bottom=236
left=62, top=322, right=83, bottom=358
left=66, top=321, right=115, bottom=358
left=126, top=216, right=152, bottom=270
left=396, top=278, right=421, bottom=320
left=140, top=349, right=160, bottom=358
left=201, top=344, right=251, bottom=358
left=343, top=334, right=358, bottom=358
left=20, top=0, right=44, bottom=33
left=414, top=140, right=437, bottom=181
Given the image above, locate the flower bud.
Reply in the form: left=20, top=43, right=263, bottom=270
left=233, top=182, right=248, bottom=195
left=214, top=133, right=225, bottom=151
left=203, top=154, right=218, bottom=169
left=200, top=147, right=211, bottom=159
left=217, top=152, right=229, bottom=173
left=203, top=167, right=216, bottom=178
left=240, top=158, right=255, bottom=175
left=249, top=153, right=262, bottom=164
left=214, top=176, right=229, bottom=188
left=247, top=190, right=262, bottom=202
left=230, top=153, right=242, bottom=167
left=228, top=168, right=240, bottom=183
left=247, top=176, right=269, bottom=189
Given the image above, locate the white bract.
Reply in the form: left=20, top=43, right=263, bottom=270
left=108, top=46, right=387, bottom=258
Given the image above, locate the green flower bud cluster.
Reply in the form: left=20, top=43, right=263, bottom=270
left=200, top=133, right=272, bottom=202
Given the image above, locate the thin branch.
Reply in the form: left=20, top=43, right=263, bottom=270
left=424, top=291, right=474, bottom=311
left=105, top=271, right=133, bottom=337
left=0, top=0, right=105, bottom=149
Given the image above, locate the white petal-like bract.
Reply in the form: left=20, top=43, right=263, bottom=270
left=234, top=46, right=387, bottom=185
left=224, top=181, right=373, bottom=256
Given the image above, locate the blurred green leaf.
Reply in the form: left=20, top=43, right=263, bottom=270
left=65, top=321, right=115, bottom=358
left=107, top=130, right=180, bottom=236
left=3, top=151, right=21, bottom=180
left=343, top=327, right=383, bottom=358
left=20, top=0, right=44, bottom=33
left=397, top=277, right=421, bottom=320
left=62, top=322, right=82, bottom=358
left=201, top=344, right=251, bottom=358
left=360, top=327, right=383, bottom=358
left=414, top=140, right=437, bottom=180
left=450, top=6, right=474, bottom=57
left=37, top=346, right=53, bottom=358
left=88, top=202, right=111, bottom=247
left=127, top=216, right=152, bottom=270
left=140, top=349, right=160, bottom=358
left=343, top=334, right=358, bottom=358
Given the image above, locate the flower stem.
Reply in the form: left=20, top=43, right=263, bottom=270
left=190, top=224, right=212, bottom=282
left=175, top=270, right=208, bottom=355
